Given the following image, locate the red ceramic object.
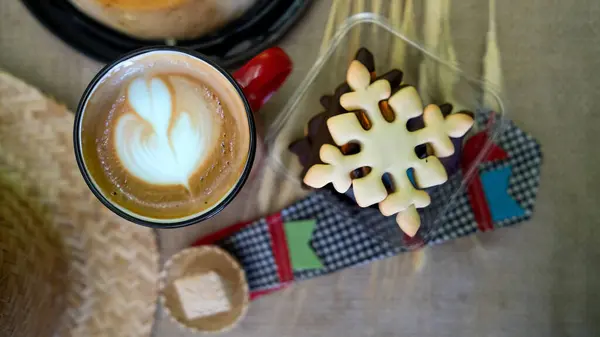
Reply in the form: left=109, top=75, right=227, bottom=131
left=233, top=47, right=293, bottom=113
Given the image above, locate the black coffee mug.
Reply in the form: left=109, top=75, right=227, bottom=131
left=73, top=46, right=292, bottom=228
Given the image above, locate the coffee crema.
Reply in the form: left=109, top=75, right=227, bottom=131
left=79, top=51, right=251, bottom=221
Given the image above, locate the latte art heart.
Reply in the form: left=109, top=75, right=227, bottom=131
left=80, top=51, right=252, bottom=221
left=114, top=76, right=219, bottom=188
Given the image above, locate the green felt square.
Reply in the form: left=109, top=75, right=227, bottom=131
left=283, top=220, right=323, bottom=270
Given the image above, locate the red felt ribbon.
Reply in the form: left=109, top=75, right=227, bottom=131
left=461, top=132, right=508, bottom=232
left=403, top=233, right=425, bottom=248
left=191, top=220, right=253, bottom=246
left=192, top=213, right=294, bottom=300
left=249, top=284, right=288, bottom=301
left=266, top=213, right=294, bottom=284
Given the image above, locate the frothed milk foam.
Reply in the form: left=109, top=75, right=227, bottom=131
left=115, top=76, right=217, bottom=188
left=79, top=51, right=251, bottom=221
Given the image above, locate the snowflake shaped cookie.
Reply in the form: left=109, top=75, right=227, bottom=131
left=304, top=60, right=474, bottom=236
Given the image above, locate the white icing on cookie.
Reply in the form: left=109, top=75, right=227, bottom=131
left=114, top=76, right=217, bottom=188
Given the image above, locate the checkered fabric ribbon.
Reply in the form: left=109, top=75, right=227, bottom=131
left=192, top=118, right=542, bottom=299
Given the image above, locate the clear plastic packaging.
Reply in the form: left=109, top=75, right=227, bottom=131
left=266, top=13, right=506, bottom=240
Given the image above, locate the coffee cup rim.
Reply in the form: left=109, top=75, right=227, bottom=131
left=73, top=46, right=257, bottom=229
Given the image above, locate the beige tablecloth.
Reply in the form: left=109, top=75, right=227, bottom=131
left=1, top=1, right=599, bottom=336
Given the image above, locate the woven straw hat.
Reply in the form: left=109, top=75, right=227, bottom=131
left=160, top=246, right=250, bottom=334
left=0, top=178, right=69, bottom=337
left=0, top=71, right=160, bottom=337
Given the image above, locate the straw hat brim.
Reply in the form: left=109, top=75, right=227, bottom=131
left=0, top=71, right=160, bottom=337
left=0, top=177, right=69, bottom=337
